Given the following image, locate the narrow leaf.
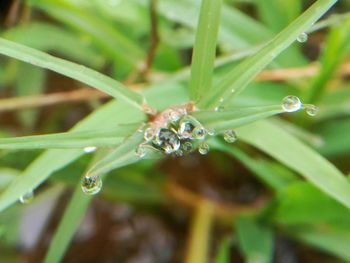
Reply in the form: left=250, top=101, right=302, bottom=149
left=189, top=0, right=222, bottom=101
left=0, top=38, right=145, bottom=111
left=192, top=105, right=283, bottom=133
left=0, top=124, right=138, bottom=149
left=236, top=216, right=274, bottom=263
left=199, top=0, right=338, bottom=109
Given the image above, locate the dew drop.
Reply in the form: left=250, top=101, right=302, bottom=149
left=81, top=175, right=102, bottom=195
left=223, top=129, right=237, bottom=143
left=198, top=143, right=209, bottom=155
left=182, top=141, right=193, bottom=152
left=84, top=146, right=97, bottom=153
left=219, top=98, right=224, bottom=103
left=297, top=32, right=308, bottom=43
left=193, top=126, right=207, bottom=140
left=153, top=128, right=181, bottom=154
left=305, top=104, right=319, bottom=116
left=19, top=190, right=34, bottom=204
left=207, top=129, right=216, bottom=136
left=281, top=96, right=302, bottom=112
left=144, top=127, right=155, bottom=141
left=135, top=144, right=147, bottom=158
left=178, top=119, right=196, bottom=139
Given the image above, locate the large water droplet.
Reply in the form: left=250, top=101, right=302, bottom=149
left=297, top=32, right=308, bottom=43
left=282, top=96, right=302, bottom=112
left=84, top=146, right=97, bottom=153
left=305, top=104, right=319, bottom=116
left=81, top=175, right=102, bottom=195
left=178, top=119, right=196, bottom=139
left=223, top=130, right=237, bottom=143
left=198, top=143, right=209, bottom=155
left=19, top=190, right=34, bottom=204
left=153, top=128, right=181, bottom=154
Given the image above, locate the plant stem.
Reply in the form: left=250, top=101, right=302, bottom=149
left=185, top=200, right=215, bottom=263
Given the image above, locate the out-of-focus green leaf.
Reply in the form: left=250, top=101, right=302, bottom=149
left=236, top=216, right=273, bottom=263
left=0, top=38, right=146, bottom=111
left=305, top=17, right=350, bottom=103
left=273, top=182, right=350, bottom=225
left=292, top=226, right=350, bottom=261
left=237, top=120, right=350, bottom=209
left=3, top=22, right=104, bottom=67
left=215, top=238, right=231, bottom=263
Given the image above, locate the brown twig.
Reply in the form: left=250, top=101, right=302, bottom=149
left=5, top=0, right=21, bottom=27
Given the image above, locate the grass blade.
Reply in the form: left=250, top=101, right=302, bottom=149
left=189, top=0, right=222, bottom=102
left=43, top=184, right=92, bottom=263
left=237, top=120, right=350, bottom=209
left=198, top=0, right=338, bottom=109
left=0, top=38, right=145, bottom=111
left=0, top=124, right=139, bottom=149
left=192, top=105, right=283, bottom=132
left=236, top=216, right=274, bottom=263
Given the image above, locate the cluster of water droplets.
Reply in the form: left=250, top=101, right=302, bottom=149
left=281, top=95, right=319, bottom=116
left=135, top=106, right=238, bottom=159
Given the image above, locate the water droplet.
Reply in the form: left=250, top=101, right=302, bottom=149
left=223, top=130, right=237, bottom=143
left=81, top=175, right=102, bottom=195
left=219, top=98, right=224, bottom=103
left=297, top=32, right=308, bottom=43
left=19, top=190, right=34, bottom=204
left=305, top=104, right=319, bottom=116
left=182, top=141, right=193, bottom=152
left=84, top=146, right=97, bottom=153
left=178, top=119, right=196, bottom=139
left=144, top=127, right=155, bottom=141
left=135, top=144, right=147, bottom=158
left=215, top=106, right=224, bottom=112
left=282, top=96, right=302, bottom=112
left=198, top=143, right=209, bottom=155
left=193, top=127, right=207, bottom=140
left=207, top=129, right=216, bottom=136
left=153, top=128, right=181, bottom=154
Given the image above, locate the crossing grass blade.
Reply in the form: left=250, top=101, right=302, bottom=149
left=198, top=0, right=339, bottom=109
left=192, top=105, right=283, bottom=132
left=0, top=124, right=139, bottom=149
left=189, top=0, right=222, bottom=102
left=0, top=38, right=146, bottom=111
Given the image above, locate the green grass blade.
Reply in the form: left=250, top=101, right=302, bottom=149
left=189, top=0, right=222, bottom=102
left=43, top=184, right=92, bottom=263
left=0, top=124, right=139, bottom=149
left=236, top=216, right=274, bottom=263
left=237, top=120, right=350, bottom=209
left=304, top=17, right=350, bottom=103
left=87, top=131, right=161, bottom=177
left=0, top=38, right=145, bottom=111
left=192, top=105, right=283, bottom=132
left=292, top=226, right=350, bottom=261
left=198, top=0, right=338, bottom=109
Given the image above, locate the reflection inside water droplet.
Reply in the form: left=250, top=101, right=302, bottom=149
left=281, top=96, right=302, bottom=112
left=19, top=190, right=34, bottom=204
left=81, top=175, right=102, bottom=195
left=135, top=144, right=147, bottom=158
left=223, top=130, right=237, bottom=143
left=297, top=32, right=308, bottom=43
